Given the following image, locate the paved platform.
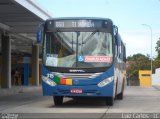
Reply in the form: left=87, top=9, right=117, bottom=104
left=0, top=86, right=42, bottom=96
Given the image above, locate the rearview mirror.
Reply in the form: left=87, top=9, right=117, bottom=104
left=113, top=25, right=118, bottom=36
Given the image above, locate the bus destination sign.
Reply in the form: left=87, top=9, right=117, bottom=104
left=54, top=20, right=108, bottom=28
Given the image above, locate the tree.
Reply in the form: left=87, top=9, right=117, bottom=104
left=127, top=53, right=151, bottom=85
left=155, top=38, right=160, bottom=57
left=154, top=37, right=160, bottom=69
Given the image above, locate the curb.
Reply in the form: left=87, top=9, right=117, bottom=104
left=153, top=85, right=160, bottom=90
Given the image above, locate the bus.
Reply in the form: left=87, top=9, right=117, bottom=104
left=37, top=17, right=126, bottom=106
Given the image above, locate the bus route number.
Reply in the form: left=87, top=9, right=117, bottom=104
left=55, top=22, right=64, bottom=28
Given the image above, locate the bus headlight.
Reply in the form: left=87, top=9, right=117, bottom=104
left=98, top=76, right=114, bottom=87
left=42, top=76, right=56, bottom=86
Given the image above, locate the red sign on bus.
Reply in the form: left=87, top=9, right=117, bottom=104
left=84, top=56, right=112, bottom=62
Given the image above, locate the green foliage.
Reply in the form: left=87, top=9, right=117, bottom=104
left=154, top=38, right=160, bottom=69
left=155, top=38, right=160, bottom=57
left=127, top=53, right=151, bottom=80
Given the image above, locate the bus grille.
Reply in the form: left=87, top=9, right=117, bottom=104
left=52, top=72, right=103, bottom=79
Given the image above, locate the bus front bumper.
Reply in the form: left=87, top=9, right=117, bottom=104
left=42, top=80, right=114, bottom=97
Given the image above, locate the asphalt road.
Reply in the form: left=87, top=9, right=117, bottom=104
left=0, top=86, right=160, bottom=118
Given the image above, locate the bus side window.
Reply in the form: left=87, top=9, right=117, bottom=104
left=120, top=41, right=123, bottom=60
left=123, top=45, right=126, bottom=62
left=117, top=38, right=121, bottom=59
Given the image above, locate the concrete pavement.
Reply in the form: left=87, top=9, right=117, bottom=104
left=0, top=86, right=160, bottom=118
left=153, top=85, right=160, bottom=90
left=109, top=86, right=160, bottom=113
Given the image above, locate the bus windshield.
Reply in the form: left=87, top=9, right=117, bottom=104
left=43, top=31, right=113, bottom=68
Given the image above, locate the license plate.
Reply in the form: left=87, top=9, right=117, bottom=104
left=70, top=89, right=82, bottom=94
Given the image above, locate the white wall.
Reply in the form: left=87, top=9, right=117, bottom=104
left=152, top=68, right=160, bottom=86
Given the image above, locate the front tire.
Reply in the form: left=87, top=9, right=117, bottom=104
left=53, top=96, right=63, bottom=106
left=116, top=92, right=123, bottom=100
left=105, top=97, right=114, bottom=106
left=116, top=80, right=124, bottom=100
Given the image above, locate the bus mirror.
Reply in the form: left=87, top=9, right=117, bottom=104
left=114, top=25, right=118, bottom=45
left=36, top=23, right=44, bottom=43
left=113, top=25, right=118, bottom=36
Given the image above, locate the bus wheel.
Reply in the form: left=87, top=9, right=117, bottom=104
left=116, top=92, right=123, bottom=100
left=116, top=80, right=124, bottom=100
left=105, top=97, right=114, bottom=106
left=53, top=96, right=63, bottom=105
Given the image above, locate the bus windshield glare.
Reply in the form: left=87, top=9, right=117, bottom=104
left=43, top=31, right=113, bottom=68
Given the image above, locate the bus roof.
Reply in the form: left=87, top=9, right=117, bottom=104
left=47, top=17, right=113, bottom=22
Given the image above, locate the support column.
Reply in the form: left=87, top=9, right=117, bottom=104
left=32, top=44, right=39, bottom=86
left=1, top=33, right=11, bottom=88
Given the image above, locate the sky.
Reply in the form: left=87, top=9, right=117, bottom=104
left=36, top=0, right=160, bottom=57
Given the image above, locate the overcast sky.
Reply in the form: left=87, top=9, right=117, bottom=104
left=36, top=0, right=160, bottom=57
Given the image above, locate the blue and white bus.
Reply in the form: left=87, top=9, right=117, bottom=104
left=37, top=17, right=126, bottom=106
